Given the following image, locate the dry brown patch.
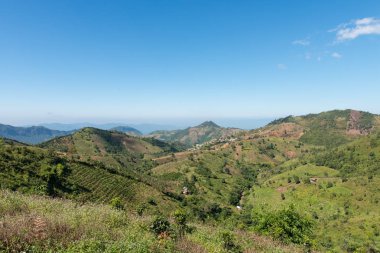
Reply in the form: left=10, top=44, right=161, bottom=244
left=276, top=186, right=287, bottom=193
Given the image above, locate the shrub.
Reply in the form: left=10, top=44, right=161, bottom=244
left=173, top=209, right=189, bottom=237
left=110, top=197, right=124, bottom=210
left=253, top=205, right=314, bottom=245
left=219, top=231, right=242, bottom=253
left=150, top=216, right=171, bottom=237
left=136, top=203, right=146, bottom=216
left=147, top=198, right=157, bottom=206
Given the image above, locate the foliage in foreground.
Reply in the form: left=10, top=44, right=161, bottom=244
left=0, top=190, right=305, bottom=253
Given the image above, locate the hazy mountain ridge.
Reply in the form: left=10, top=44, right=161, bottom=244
left=110, top=126, right=142, bottom=136
left=149, top=121, right=245, bottom=147
left=0, top=124, right=70, bottom=144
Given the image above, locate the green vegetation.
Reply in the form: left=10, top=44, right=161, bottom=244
left=0, top=190, right=304, bottom=253
left=1, top=110, right=380, bottom=252
left=149, top=121, right=243, bottom=147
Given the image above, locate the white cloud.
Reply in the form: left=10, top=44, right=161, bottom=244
left=334, top=17, right=380, bottom=41
left=331, top=52, right=342, bottom=59
left=304, top=52, right=312, bottom=60
left=292, top=39, right=310, bottom=46
left=277, top=64, right=287, bottom=70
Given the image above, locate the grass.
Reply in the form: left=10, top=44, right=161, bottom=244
left=0, top=190, right=306, bottom=253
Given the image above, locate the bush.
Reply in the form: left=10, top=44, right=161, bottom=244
left=253, top=205, right=314, bottom=245
left=110, top=197, right=124, bottom=210
left=173, top=209, right=189, bottom=237
left=293, top=175, right=301, bottom=184
left=150, top=216, right=171, bottom=237
left=219, top=231, right=242, bottom=253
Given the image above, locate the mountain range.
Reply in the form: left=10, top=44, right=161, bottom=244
left=1, top=109, right=380, bottom=252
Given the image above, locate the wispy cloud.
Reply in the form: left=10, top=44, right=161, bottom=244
left=277, top=64, right=287, bottom=70
left=292, top=39, right=310, bottom=46
left=331, top=52, right=342, bottom=59
left=333, top=17, right=380, bottom=41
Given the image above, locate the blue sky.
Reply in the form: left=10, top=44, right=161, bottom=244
left=0, top=0, right=380, bottom=127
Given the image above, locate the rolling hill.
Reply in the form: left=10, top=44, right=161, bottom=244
left=39, top=127, right=182, bottom=173
left=0, top=136, right=179, bottom=214
left=0, top=124, right=70, bottom=144
left=2, top=109, right=380, bottom=252
left=149, top=121, right=244, bottom=148
left=249, top=109, right=380, bottom=148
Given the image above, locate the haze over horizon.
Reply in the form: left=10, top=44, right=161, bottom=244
left=1, top=0, right=380, bottom=125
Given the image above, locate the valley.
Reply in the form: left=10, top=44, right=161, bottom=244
left=1, top=109, right=379, bottom=252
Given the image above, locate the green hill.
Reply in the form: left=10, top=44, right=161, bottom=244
left=2, top=109, right=380, bottom=252
left=39, top=127, right=181, bottom=173
left=0, top=137, right=178, bottom=214
left=243, top=131, right=380, bottom=252
left=0, top=124, right=70, bottom=144
left=149, top=121, right=244, bottom=148
left=261, top=109, right=380, bottom=148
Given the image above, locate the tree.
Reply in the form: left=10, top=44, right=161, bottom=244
left=254, top=205, right=314, bottom=245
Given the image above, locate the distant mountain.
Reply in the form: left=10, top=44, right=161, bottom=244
left=110, top=126, right=142, bottom=136
left=0, top=124, right=70, bottom=144
left=37, top=122, right=179, bottom=134
left=149, top=121, right=244, bottom=147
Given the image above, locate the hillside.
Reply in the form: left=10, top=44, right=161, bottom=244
left=251, top=109, right=380, bottom=148
left=0, top=190, right=305, bottom=253
left=0, top=124, right=70, bottom=144
left=150, top=121, right=244, bottom=148
left=2, top=109, right=380, bottom=252
left=39, top=127, right=182, bottom=173
left=110, top=126, right=142, bottom=136
left=241, top=130, right=380, bottom=252
left=0, top=137, right=177, bottom=213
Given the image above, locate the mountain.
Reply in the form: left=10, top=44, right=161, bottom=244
left=37, top=122, right=180, bottom=134
left=149, top=121, right=244, bottom=147
left=242, top=130, right=380, bottom=252
left=0, top=136, right=177, bottom=213
left=110, top=126, right=142, bottom=136
left=0, top=124, right=70, bottom=144
left=251, top=109, right=380, bottom=148
left=2, top=110, right=380, bottom=252
left=39, top=127, right=182, bottom=172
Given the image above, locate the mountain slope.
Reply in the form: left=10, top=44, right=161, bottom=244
left=150, top=121, right=244, bottom=147
left=39, top=127, right=182, bottom=173
left=239, top=128, right=380, bottom=252
left=0, top=124, right=69, bottom=144
left=0, top=137, right=178, bottom=213
left=251, top=109, right=380, bottom=148
left=110, top=126, right=142, bottom=136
